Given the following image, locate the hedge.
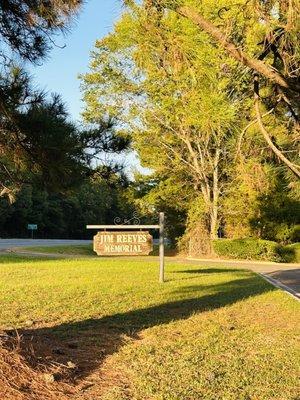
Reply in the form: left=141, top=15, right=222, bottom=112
left=212, top=239, right=300, bottom=263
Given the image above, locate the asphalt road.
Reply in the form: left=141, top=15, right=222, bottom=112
left=182, top=258, right=300, bottom=299
left=0, top=239, right=91, bottom=250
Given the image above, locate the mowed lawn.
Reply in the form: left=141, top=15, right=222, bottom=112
left=0, top=254, right=299, bottom=399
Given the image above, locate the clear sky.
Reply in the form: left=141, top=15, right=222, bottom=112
left=30, top=0, right=123, bottom=123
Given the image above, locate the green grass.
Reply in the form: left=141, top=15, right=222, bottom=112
left=21, top=243, right=95, bottom=256
left=20, top=243, right=174, bottom=257
left=21, top=242, right=300, bottom=262
left=0, top=254, right=299, bottom=399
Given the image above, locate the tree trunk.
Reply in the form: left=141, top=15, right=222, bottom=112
left=210, top=148, right=220, bottom=239
left=210, top=207, right=218, bottom=240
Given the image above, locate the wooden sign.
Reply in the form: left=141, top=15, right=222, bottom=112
left=93, top=231, right=153, bottom=256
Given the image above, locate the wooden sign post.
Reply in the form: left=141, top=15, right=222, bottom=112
left=159, top=212, right=164, bottom=283
left=86, top=212, right=165, bottom=283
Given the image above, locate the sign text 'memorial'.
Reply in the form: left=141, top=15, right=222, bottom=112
left=93, top=231, right=153, bottom=256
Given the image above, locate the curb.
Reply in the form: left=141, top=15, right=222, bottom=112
left=258, top=273, right=300, bottom=301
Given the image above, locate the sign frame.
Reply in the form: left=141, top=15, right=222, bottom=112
left=87, top=212, right=165, bottom=283
left=27, top=224, right=38, bottom=239
left=93, top=230, right=153, bottom=256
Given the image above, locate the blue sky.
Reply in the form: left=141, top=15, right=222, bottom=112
left=30, top=0, right=123, bottom=122
left=30, top=0, right=149, bottom=175
left=30, top=0, right=148, bottom=174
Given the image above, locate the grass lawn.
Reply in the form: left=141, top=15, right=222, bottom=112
left=19, top=243, right=174, bottom=257
left=0, top=254, right=299, bottom=399
left=20, top=243, right=95, bottom=256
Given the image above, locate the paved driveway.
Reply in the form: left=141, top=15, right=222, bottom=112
left=185, top=258, right=300, bottom=299
left=266, top=269, right=300, bottom=295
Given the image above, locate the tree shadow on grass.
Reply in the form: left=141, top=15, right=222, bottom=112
left=5, top=274, right=276, bottom=385
left=172, top=267, right=244, bottom=274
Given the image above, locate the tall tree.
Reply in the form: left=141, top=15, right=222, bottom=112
left=0, top=0, right=84, bottom=197
left=81, top=3, right=241, bottom=238
left=0, top=67, right=130, bottom=197
left=141, top=0, right=300, bottom=178
left=83, top=0, right=299, bottom=244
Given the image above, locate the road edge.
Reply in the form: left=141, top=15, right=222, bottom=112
left=258, top=273, right=299, bottom=301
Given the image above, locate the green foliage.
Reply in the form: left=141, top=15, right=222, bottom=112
left=222, top=163, right=300, bottom=243
left=0, top=0, right=83, bottom=63
left=81, top=0, right=300, bottom=244
left=16, top=94, right=88, bottom=191
left=275, top=243, right=300, bottom=264
left=291, top=225, right=300, bottom=243
left=251, top=184, right=300, bottom=244
left=0, top=70, right=85, bottom=193
left=213, top=238, right=300, bottom=263
left=0, top=66, right=130, bottom=197
left=132, top=174, right=189, bottom=244
left=0, top=1, right=92, bottom=196
left=81, top=1, right=242, bottom=239
left=213, top=238, right=282, bottom=262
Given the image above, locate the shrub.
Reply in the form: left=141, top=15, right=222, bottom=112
left=280, top=243, right=300, bottom=263
left=290, top=225, right=300, bottom=243
left=212, top=238, right=288, bottom=262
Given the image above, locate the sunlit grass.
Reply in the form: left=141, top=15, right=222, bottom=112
left=0, top=254, right=299, bottom=399
left=20, top=244, right=95, bottom=256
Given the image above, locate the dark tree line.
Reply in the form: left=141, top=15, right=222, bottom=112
left=0, top=172, right=135, bottom=239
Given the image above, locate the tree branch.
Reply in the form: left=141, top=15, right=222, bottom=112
left=176, top=5, right=296, bottom=91
left=254, top=77, right=300, bottom=178
left=235, top=108, right=275, bottom=160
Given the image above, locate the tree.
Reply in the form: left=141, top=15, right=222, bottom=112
left=81, top=3, right=241, bottom=239
left=83, top=0, right=299, bottom=245
left=0, top=66, right=130, bottom=196
left=0, top=0, right=84, bottom=197
left=0, top=171, right=135, bottom=239
left=142, top=0, right=300, bottom=178
left=0, top=68, right=84, bottom=193
left=0, top=0, right=83, bottom=64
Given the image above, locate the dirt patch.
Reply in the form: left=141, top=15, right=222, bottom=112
left=0, top=329, right=131, bottom=399
left=0, top=331, right=76, bottom=399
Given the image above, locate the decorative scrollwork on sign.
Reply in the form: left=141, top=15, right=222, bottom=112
left=114, top=211, right=141, bottom=225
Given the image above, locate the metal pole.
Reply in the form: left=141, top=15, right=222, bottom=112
left=159, top=212, right=165, bottom=283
